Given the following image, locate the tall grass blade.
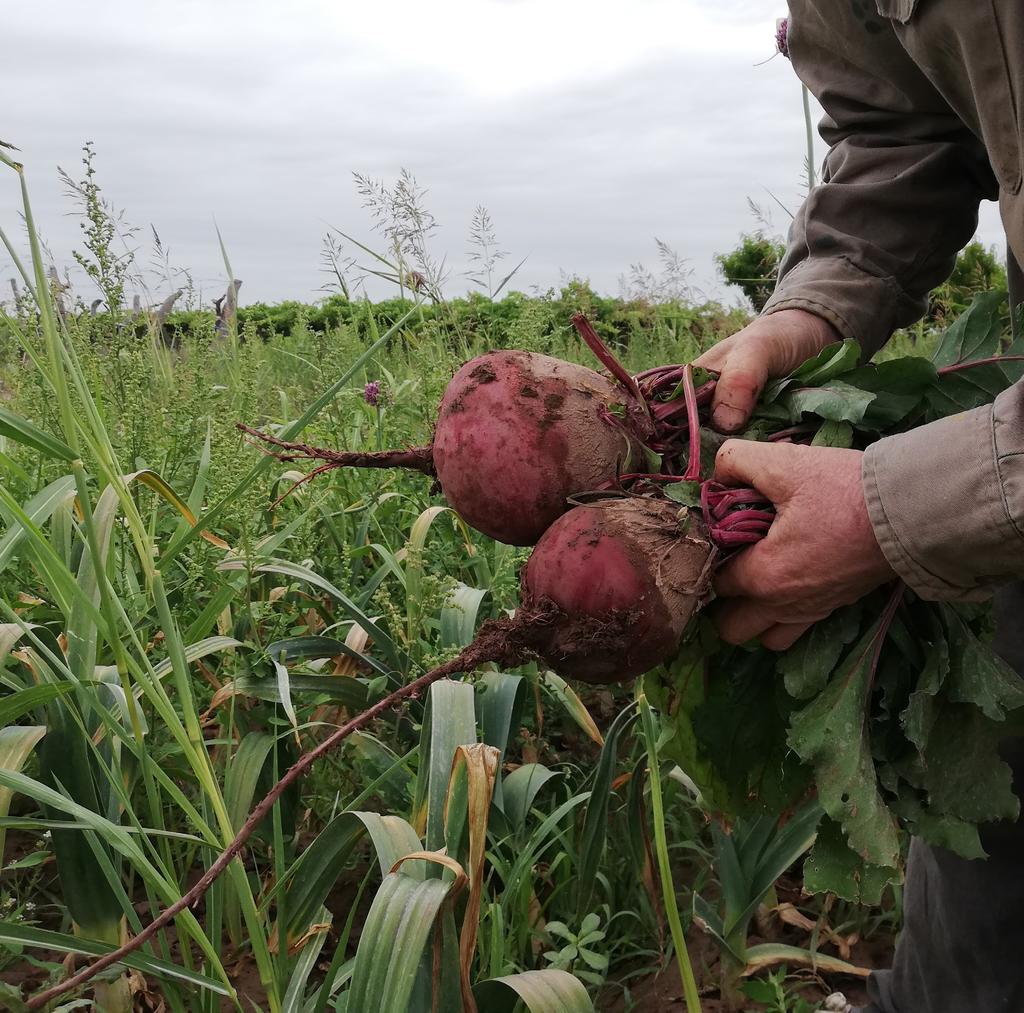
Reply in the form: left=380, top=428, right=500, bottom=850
left=412, top=680, right=477, bottom=850
left=576, top=704, right=636, bottom=918
left=0, top=406, right=75, bottom=461
left=638, top=693, right=701, bottom=1013
left=0, top=922, right=233, bottom=993
left=343, top=871, right=454, bottom=1013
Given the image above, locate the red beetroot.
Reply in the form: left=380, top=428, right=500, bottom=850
left=446, top=496, right=715, bottom=685
left=432, top=351, right=644, bottom=544
left=520, top=497, right=714, bottom=681
left=240, top=349, right=645, bottom=546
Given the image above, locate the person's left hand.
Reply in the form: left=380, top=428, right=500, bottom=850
left=710, top=439, right=897, bottom=651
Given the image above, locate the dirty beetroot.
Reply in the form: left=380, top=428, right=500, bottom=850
left=435, top=495, right=716, bottom=684
left=433, top=350, right=644, bottom=544
left=518, top=496, right=714, bottom=681
left=241, top=347, right=645, bottom=545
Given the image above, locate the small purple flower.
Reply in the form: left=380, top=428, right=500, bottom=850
left=363, top=380, right=382, bottom=406
left=775, top=17, right=790, bottom=59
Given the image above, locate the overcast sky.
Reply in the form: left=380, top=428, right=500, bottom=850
left=1, top=0, right=1005, bottom=309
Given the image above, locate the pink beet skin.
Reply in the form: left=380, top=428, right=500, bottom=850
left=432, top=351, right=642, bottom=545
left=521, top=497, right=714, bottom=683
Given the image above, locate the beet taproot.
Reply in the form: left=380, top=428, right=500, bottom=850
left=441, top=496, right=715, bottom=685
left=520, top=496, right=715, bottom=681
left=431, top=350, right=645, bottom=544
left=240, top=349, right=645, bottom=545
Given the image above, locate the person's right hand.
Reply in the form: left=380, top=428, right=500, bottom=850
left=694, top=308, right=842, bottom=433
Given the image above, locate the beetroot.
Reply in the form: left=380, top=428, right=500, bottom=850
left=240, top=349, right=646, bottom=545
left=438, top=496, right=715, bottom=685
left=238, top=315, right=748, bottom=547
left=432, top=351, right=645, bottom=544
left=520, top=496, right=715, bottom=681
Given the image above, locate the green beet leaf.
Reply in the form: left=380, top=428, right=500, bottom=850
left=802, top=816, right=899, bottom=904
left=781, top=380, right=876, bottom=425
left=890, top=795, right=986, bottom=861
left=759, top=377, right=791, bottom=406
left=664, top=481, right=703, bottom=509
left=900, top=636, right=949, bottom=753
left=694, top=647, right=810, bottom=817
left=841, top=357, right=937, bottom=428
left=810, top=419, right=854, bottom=448
left=790, top=338, right=861, bottom=386
left=645, top=634, right=732, bottom=813
left=941, top=606, right=1024, bottom=721
left=931, top=290, right=1006, bottom=369
left=778, top=604, right=862, bottom=700
left=787, top=620, right=901, bottom=870
left=918, top=703, right=1018, bottom=825
left=926, top=362, right=1013, bottom=416
left=1000, top=335, right=1024, bottom=382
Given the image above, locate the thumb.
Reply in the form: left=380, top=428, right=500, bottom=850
left=712, top=439, right=798, bottom=504
left=708, top=345, right=769, bottom=433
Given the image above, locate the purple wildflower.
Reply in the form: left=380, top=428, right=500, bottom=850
left=363, top=380, right=382, bottom=407
left=775, top=17, right=790, bottom=59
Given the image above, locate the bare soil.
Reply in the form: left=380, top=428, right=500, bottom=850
left=602, top=874, right=895, bottom=1013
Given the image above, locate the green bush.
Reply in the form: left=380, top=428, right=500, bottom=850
left=716, top=234, right=1008, bottom=332
left=930, top=240, right=1008, bottom=327
left=715, top=232, right=785, bottom=312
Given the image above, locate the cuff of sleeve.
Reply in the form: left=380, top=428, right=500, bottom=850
left=862, top=405, right=1015, bottom=601
left=762, top=256, right=917, bottom=358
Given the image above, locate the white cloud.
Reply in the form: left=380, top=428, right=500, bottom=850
left=0, top=0, right=1006, bottom=308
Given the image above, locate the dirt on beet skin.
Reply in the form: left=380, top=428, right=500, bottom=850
left=431, top=350, right=645, bottom=545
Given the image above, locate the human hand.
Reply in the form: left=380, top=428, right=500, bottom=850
left=709, top=439, right=896, bottom=651
left=695, top=309, right=842, bottom=433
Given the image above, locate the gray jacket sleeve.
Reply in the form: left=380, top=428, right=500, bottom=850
left=763, top=0, right=995, bottom=358
left=863, top=391, right=1024, bottom=600
left=766, top=0, right=1024, bottom=600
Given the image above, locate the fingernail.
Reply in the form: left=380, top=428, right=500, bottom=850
left=713, top=407, right=744, bottom=432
